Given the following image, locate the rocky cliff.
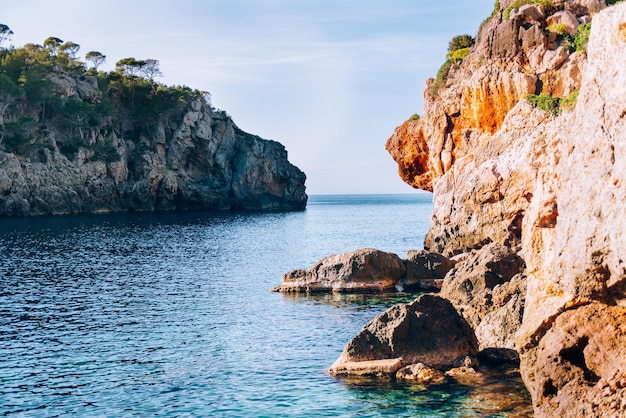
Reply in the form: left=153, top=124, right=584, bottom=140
left=0, top=47, right=306, bottom=216
left=387, top=1, right=626, bottom=416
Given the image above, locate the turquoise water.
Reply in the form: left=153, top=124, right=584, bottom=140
left=0, top=194, right=530, bottom=416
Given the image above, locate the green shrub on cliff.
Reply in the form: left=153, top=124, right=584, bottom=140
left=560, top=90, right=579, bottom=111
left=547, top=23, right=568, bottom=35
left=567, top=22, right=592, bottom=53
left=430, top=60, right=453, bottom=99
left=92, top=140, right=121, bottom=163
left=525, top=93, right=560, bottom=116
left=447, top=47, right=471, bottom=62
left=448, top=34, right=474, bottom=52
left=58, top=137, right=86, bottom=161
left=430, top=34, right=475, bottom=99
left=1, top=118, right=34, bottom=153
left=525, top=90, right=579, bottom=116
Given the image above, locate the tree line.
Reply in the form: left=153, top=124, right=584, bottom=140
left=0, top=23, right=209, bottom=162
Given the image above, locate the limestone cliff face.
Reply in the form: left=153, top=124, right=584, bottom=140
left=0, top=87, right=306, bottom=216
left=387, top=1, right=626, bottom=415
left=519, top=6, right=626, bottom=415
left=387, top=0, right=602, bottom=256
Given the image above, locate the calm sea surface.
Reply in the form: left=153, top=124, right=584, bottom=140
left=0, top=194, right=530, bottom=417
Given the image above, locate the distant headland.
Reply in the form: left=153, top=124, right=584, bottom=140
left=0, top=25, right=307, bottom=216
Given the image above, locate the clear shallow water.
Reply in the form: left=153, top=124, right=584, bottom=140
left=0, top=194, right=530, bottom=417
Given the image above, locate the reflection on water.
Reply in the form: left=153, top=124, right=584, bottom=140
left=277, top=291, right=424, bottom=309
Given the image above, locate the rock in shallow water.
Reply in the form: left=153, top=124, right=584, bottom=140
left=273, top=247, right=457, bottom=293
left=396, top=363, right=448, bottom=385
left=272, top=248, right=406, bottom=293
left=329, top=294, right=478, bottom=373
left=328, top=358, right=402, bottom=378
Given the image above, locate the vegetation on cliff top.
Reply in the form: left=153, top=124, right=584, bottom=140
left=429, top=34, right=475, bottom=99
left=0, top=23, right=209, bottom=163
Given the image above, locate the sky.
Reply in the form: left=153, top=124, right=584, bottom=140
left=3, top=0, right=492, bottom=195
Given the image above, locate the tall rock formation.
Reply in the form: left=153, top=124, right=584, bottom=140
left=387, top=1, right=626, bottom=416
left=0, top=54, right=306, bottom=216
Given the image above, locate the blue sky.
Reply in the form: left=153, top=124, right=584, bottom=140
left=4, top=1, right=492, bottom=194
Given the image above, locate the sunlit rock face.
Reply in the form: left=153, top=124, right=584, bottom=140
left=386, top=1, right=626, bottom=416
left=518, top=6, right=626, bottom=416
left=385, top=0, right=598, bottom=255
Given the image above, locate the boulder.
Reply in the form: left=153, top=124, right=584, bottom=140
left=329, top=294, right=478, bottom=373
left=272, top=248, right=406, bottom=293
left=473, top=275, right=526, bottom=350
left=396, top=363, right=448, bottom=384
left=577, top=0, right=606, bottom=14
left=402, top=249, right=455, bottom=290
left=452, top=355, right=480, bottom=369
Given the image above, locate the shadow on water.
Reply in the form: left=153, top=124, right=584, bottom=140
left=277, top=291, right=424, bottom=310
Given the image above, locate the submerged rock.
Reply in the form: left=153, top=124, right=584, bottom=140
left=272, top=248, right=406, bottom=293
left=329, top=358, right=402, bottom=378
left=396, top=363, right=448, bottom=385
left=444, top=366, right=488, bottom=386
left=329, top=294, right=478, bottom=373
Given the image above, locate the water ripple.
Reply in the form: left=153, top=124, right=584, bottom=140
left=0, top=195, right=530, bottom=416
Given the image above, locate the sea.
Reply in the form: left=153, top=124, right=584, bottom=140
left=0, top=194, right=531, bottom=417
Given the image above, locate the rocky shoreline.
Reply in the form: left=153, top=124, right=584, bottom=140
left=272, top=245, right=526, bottom=378
left=276, top=1, right=626, bottom=416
